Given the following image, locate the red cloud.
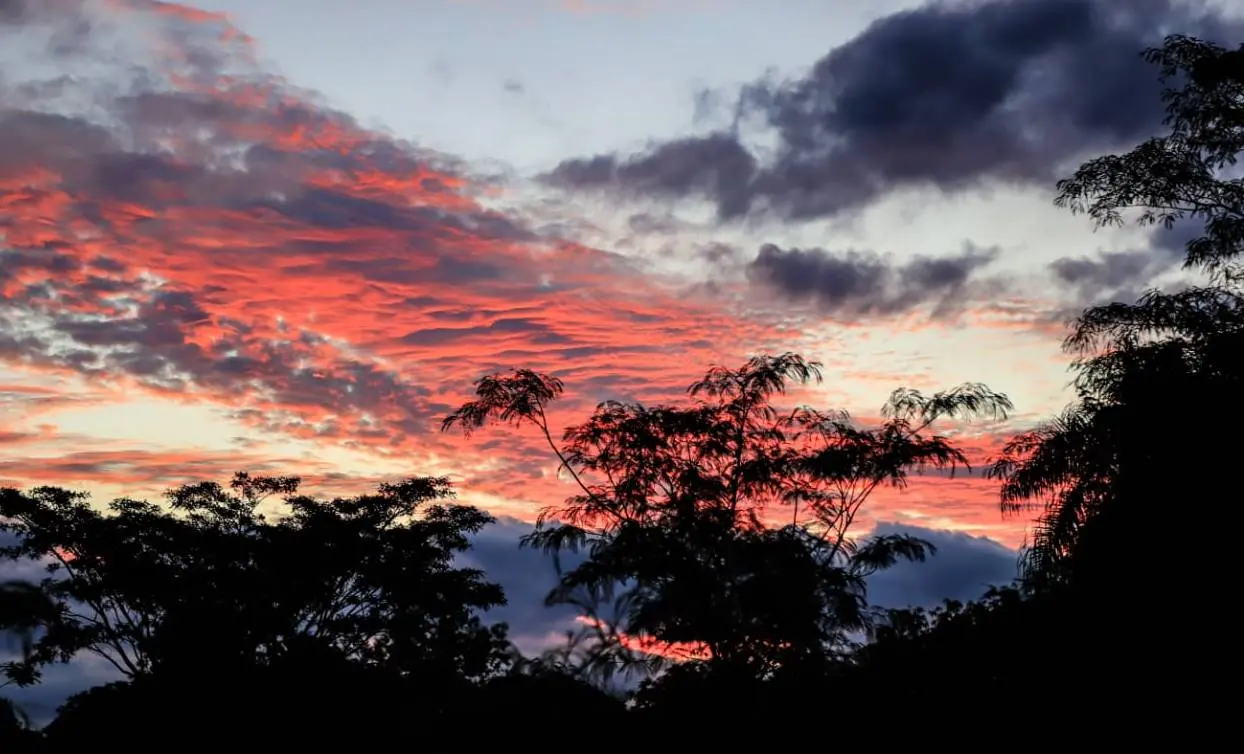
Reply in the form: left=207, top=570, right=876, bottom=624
left=574, top=615, right=711, bottom=663
left=0, top=446, right=308, bottom=489
left=0, top=0, right=1023, bottom=541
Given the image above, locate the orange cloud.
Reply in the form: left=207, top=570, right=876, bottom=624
left=574, top=616, right=710, bottom=662
left=0, top=446, right=315, bottom=490
left=0, top=0, right=1030, bottom=545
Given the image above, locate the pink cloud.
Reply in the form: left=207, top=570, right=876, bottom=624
left=0, top=0, right=1024, bottom=541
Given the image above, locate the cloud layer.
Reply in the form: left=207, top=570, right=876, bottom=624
left=545, top=0, right=1239, bottom=222
left=0, top=0, right=785, bottom=482
left=747, top=242, right=1002, bottom=320
left=5, top=0, right=1220, bottom=558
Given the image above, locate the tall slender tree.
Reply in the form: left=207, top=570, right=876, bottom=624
left=445, top=353, right=1010, bottom=679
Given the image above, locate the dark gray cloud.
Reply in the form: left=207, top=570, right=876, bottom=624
left=1045, top=215, right=1207, bottom=314
left=0, top=249, right=82, bottom=281
left=747, top=242, right=1001, bottom=319
left=550, top=133, right=758, bottom=218
left=625, top=211, right=698, bottom=236
left=460, top=517, right=1020, bottom=652
left=544, top=0, right=1241, bottom=221
left=865, top=522, right=1019, bottom=609
left=456, top=517, right=590, bottom=655
left=400, top=318, right=559, bottom=348
left=1049, top=250, right=1164, bottom=303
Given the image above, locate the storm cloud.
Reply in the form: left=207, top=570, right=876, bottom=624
left=747, top=242, right=1001, bottom=320
left=544, top=0, right=1241, bottom=221
left=1045, top=216, right=1208, bottom=313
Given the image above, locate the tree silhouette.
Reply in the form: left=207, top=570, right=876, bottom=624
left=844, top=34, right=1244, bottom=736
left=0, top=696, right=35, bottom=750
left=0, top=29, right=1233, bottom=746
left=991, top=35, right=1244, bottom=588
left=445, top=353, right=1010, bottom=680
left=0, top=473, right=510, bottom=699
left=0, top=580, right=56, bottom=687
left=1056, top=34, right=1244, bottom=278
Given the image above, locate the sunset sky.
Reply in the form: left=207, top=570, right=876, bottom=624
left=2, top=0, right=1240, bottom=713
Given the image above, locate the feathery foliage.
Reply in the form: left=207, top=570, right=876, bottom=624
left=992, top=34, right=1244, bottom=585
left=447, top=353, right=1010, bottom=680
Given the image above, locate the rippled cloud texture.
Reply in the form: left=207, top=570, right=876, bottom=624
left=0, top=0, right=794, bottom=506
left=2, top=0, right=1238, bottom=543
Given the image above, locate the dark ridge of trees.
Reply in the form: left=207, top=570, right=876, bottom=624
left=2, top=33, right=1240, bottom=747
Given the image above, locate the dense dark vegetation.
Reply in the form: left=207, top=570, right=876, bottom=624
left=2, top=35, right=1238, bottom=747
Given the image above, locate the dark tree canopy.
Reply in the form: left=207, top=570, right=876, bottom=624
left=992, top=34, right=1244, bottom=589
left=446, top=353, right=1010, bottom=680
left=859, top=34, right=1244, bottom=735
left=1056, top=34, right=1244, bottom=277
left=0, top=473, right=509, bottom=692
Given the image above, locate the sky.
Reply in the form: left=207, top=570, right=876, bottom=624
left=2, top=0, right=1242, bottom=718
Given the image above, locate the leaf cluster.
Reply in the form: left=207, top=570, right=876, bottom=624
left=0, top=473, right=509, bottom=690
left=446, top=353, right=1010, bottom=678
